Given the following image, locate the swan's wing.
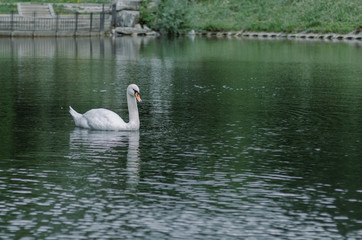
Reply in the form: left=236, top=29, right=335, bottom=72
left=83, top=108, right=126, bottom=130
left=69, top=106, right=91, bottom=129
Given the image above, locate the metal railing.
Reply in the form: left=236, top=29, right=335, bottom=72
left=0, top=11, right=109, bottom=36
left=0, top=0, right=113, bottom=3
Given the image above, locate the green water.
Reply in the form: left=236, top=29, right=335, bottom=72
left=0, top=37, right=362, bottom=239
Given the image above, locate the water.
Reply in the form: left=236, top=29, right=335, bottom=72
left=0, top=37, right=362, bottom=239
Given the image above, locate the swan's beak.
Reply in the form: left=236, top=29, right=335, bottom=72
left=135, top=92, right=142, bottom=102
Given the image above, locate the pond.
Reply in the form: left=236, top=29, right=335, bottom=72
left=0, top=37, right=361, bottom=239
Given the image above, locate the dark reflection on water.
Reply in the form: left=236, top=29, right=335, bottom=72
left=0, top=37, right=362, bottom=239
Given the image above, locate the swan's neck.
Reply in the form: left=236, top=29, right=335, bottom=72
left=127, top=94, right=139, bottom=129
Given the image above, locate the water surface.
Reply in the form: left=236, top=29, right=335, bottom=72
left=0, top=37, right=362, bottom=239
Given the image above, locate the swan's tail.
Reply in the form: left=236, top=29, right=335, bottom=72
left=69, top=106, right=82, bottom=120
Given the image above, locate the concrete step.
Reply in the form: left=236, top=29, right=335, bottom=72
left=19, top=3, right=54, bottom=17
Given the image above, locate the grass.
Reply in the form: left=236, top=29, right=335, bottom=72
left=1, top=0, right=360, bottom=34
left=0, top=4, right=17, bottom=14
left=142, top=0, right=362, bottom=34
left=0, top=1, right=109, bottom=15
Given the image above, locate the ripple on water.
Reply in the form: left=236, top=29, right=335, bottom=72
left=0, top=152, right=356, bottom=240
left=1, top=38, right=362, bottom=239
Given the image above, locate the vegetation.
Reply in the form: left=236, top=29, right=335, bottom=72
left=140, top=0, right=192, bottom=35
left=1, top=0, right=360, bottom=35
left=0, top=4, right=17, bottom=14
left=140, top=0, right=362, bottom=35
left=0, top=1, right=109, bottom=15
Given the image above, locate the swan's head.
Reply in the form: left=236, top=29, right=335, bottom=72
left=127, top=84, right=142, bottom=103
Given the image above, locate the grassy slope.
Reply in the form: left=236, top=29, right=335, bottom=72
left=188, top=0, right=361, bottom=34
left=142, top=0, right=360, bottom=34
left=1, top=0, right=360, bottom=34
left=0, top=4, right=17, bottom=14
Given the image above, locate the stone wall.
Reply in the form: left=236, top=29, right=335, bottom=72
left=114, top=0, right=157, bottom=36
left=115, top=0, right=141, bottom=27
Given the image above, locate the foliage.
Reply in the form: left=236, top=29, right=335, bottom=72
left=157, top=0, right=191, bottom=35
left=0, top=4, right=17, bottom=14
left=140, top=0, right=192, bottom=35
left=139, top=0, right=156, bottom=27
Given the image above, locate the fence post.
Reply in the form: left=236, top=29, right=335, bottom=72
left=90, top=13, right=93, bottom=33
left=74, top=12, right=79, bottom=36
left=56, top=14, right=59, bottom=33
left=112, top=3, right=117, bottom=28
left=33, top=11, right=36, bottom=34
left=100, top=10, right=104, bottom=33
left=10, top=10, right=14, bottom=32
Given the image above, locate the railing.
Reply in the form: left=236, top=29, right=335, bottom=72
left=0, top=0, right=113, bottom=3
left=0, top=11, right=109, bottom=36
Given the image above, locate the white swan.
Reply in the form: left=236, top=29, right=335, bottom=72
left=69, top=84, right=142, bottom=131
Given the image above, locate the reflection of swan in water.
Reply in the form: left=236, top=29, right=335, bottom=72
left=69, top=129, right=140, bottom=187
left=125, top=131, right=140, bottom=188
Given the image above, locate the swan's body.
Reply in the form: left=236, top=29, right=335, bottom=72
left=69, top=84, right=141, bottom=131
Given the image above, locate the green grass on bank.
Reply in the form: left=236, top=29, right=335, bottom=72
left=0, top=4, right=17, bottom=14
left=0, top=1, right=109, bottom=15
left=141, top=0, right=362, bottom=35
left=1, top=0, right=360, bottom=34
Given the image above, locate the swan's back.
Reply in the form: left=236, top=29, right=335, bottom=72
left=83, top=108, right=127, bottom=131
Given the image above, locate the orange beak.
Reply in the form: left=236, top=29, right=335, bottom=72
left=135, top=92, right=142, bottom=102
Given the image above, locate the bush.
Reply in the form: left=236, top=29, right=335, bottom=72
left=140, top=0, right=192, bottom=35
left=157, top=0, right=191, bottom=35
left=139, top=0, right=157, bottom=27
